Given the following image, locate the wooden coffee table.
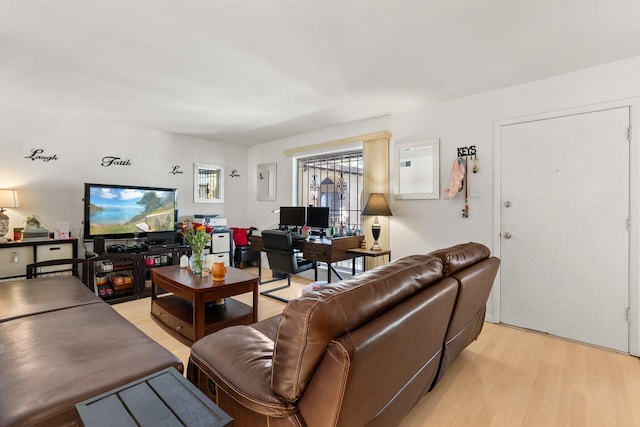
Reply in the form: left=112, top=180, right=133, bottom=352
left=150, top=265, right=259, bottom=345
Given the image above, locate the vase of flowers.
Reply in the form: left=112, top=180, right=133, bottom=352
left=189, top=252, right=206, bottom=274
left=180, top=222, right=213, bottom=274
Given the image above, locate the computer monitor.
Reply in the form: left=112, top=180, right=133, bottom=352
left=279, top=206, right=306, bottom=229
left=306, top=206, right=330, bottom=231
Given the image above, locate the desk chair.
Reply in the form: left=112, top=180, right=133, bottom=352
left=261, top=230, right=317, bottom=302
left=26, top=258, right=89, bottom=285
left=231, top=227, right=259, bottom=268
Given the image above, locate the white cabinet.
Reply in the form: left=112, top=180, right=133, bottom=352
left=211, top=232, right=230, bottom=253
left=0, top=246, right=34, bottom=279
left=36, top=242, right=74, bottom=273
left=0, top=239, right=78, bottom=281
left=36, top=243, right=74, bottom=261
left=209, top=252, right=230, bottom=266
left=209, top=231, right=232, bottom=266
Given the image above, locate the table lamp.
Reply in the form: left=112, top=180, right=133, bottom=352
left=361, top=193, right=393, bottom=251
left=0, top=189, right=19, bottom=243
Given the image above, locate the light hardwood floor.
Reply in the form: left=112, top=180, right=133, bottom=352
left=114, top=267, right=640, bottom=427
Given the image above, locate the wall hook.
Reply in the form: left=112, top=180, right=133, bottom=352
left=457, top=145, right=477, bottom=158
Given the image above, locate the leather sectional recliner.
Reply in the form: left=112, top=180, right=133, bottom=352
left=187, top=242, right=500, bottom=427
left=0, top=276, right=184, bottom=427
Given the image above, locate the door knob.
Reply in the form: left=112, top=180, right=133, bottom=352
left=504, top=201, right=512, bottom=208
left=503, top=232, right=512, bottom=239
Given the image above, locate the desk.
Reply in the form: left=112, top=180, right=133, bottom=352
left=251, top=234, right=364, bottom=283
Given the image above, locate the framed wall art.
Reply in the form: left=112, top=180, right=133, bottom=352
left=257, top=163, right=276, bottom=201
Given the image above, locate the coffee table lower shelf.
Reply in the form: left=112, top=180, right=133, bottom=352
left=152, top=295, right=254, bottom=345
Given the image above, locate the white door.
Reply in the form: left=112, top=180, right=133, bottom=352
left=500, top=107, right=630, bottom=352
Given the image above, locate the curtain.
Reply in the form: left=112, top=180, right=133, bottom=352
left=363, top=136, right=390, bottom=270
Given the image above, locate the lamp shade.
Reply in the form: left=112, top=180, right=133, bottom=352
left=0, top=190, right=19, bottom=209
left=362, top=193, right=393, bottom=217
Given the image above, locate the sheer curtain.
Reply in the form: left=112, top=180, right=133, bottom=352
left=363, top=135, right=391, bottom=270
left=285, top=131, right=392, bottom=271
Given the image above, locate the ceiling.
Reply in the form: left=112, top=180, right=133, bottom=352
left=3, top=1, right=640, bottom=146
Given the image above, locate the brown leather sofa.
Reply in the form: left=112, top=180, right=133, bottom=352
left=187, top=242, right=499, bottom=427
left=0, top=276, right=183, bottom=427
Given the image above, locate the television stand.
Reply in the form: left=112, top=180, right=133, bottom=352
left=87, top=245, right=189, bottom=304
left=106, top=244, right=145, bottom=253
left=147, top=242, right=180, bottom=250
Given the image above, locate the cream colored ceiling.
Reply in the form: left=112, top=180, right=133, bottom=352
left=2, top=1, right=640, bottom=145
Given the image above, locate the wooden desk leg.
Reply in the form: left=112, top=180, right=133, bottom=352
left=352, top=256, right=366, bottom=274
left=193, top=293, right=204, bottom=342
left=252, top=281, right=259, bottom=322
left=327, top=263, right=345, bottom=283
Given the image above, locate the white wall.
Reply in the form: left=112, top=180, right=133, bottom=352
left=388, top=56, right=640, bottom=352
left=4, top=55, right=640, bottom=339
left=389, top=56, right=640, bottom=259
left=247, top=56, right=640, bottom=339
left=0, top=106, right=249, bottom=251
left=246, top=115, right=392, bottom=231
left=247, top=56, right=640, bottom=254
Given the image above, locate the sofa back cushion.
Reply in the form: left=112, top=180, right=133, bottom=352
left=271, top=254, right=444, bottom=402
left=435, top=257, right=500, bottom=382
left=428, top=242, right=499, bottom=386
left=297, top=277, right=458, bottom=427
left=428, top=242, right=490, bottom=276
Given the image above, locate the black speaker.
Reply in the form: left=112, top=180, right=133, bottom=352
left=94, top=236, right=106, bottom=255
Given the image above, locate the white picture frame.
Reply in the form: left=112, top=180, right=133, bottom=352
left=194, top=163, right=224, bottom=203
left=257, top=163, right=276, bottom=201
left=394, top=137, right=440, bottom=200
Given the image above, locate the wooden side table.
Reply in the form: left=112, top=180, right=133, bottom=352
left=151, top=265, right=259, bottom=345
left=76, top=367, right=232, bottom=427
left=347, top=248, right=392, bottom=273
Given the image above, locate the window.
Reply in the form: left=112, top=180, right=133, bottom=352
left=194, top=163, right=224, bottom=203
left=297, top=150, right=364, bottom=233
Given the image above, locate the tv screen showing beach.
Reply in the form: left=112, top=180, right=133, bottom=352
left=87, top=185, right=176, bottom=237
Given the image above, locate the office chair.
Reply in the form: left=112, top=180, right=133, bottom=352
left=26, top=258, right=89, bottom=285
left=261, top=230, right=317, bottom=302
left=231, top=227, right=260, bottom=268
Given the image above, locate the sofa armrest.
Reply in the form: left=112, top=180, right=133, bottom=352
left=188, top=325, right=296, bottom=417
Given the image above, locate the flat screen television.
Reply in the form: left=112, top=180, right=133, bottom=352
left=279, top=206, right=306, bottom=228
left=306, top=206, right=330, bottom=230
left=83, top=183, right=178, bottom=240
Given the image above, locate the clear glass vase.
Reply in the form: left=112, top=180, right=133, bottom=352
left=189, top=251, right=205, bottom=274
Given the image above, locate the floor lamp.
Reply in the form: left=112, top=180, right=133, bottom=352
left=361, top=193, right=393, bottom=251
